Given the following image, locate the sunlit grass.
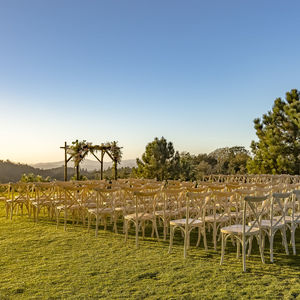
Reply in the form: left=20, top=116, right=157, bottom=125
left=0, top=203, right=300, bottom=299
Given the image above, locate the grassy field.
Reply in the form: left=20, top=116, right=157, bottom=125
left=1, top=204, right=300, bottom=299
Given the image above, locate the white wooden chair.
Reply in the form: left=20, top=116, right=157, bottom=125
left=204, top=191, right=232, bottom=251
left=30, top=182, right=56, bottom=222
left=55, top=185, right=82, bottom=231
left=155, top=188, right=184, bottom=241
left=220, top=195, right=267, bottom=272
left=250, top=193, right=290, bottom=263
left=6, top=182, right=31, bottom=220
left=284, top=190, right=300, bottom=255
left=168, top=192, right=210, bottom=258
left=124, top=190, right=160, bottom=248
left=87, top=187, right=120, bottom=236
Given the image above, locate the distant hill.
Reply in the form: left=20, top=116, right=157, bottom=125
left=31, top=159, right=136, bottom=171
left=0, top=160, right=76, bottom=183
left=0, top=159, right=136, bottom=183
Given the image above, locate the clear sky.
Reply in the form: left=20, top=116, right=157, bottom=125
left=0, top=0, right=300, bottom=164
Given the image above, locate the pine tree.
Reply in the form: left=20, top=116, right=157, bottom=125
left=133, top=137, right=179, bottom=180
left=247, top=89, right=300, bottom=174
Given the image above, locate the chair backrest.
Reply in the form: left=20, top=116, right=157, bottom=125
left=58, top=185, right=82, bottom=208
left=291, top=190, right=300, bottom=223
left=186, top=186, right=207, bottom=193
left=226, top=183, right=240, bottom=192
left=162, top=188, right=184, bottom=214
left=33, top=182, right=55, bottom=204
left=180, top=181, right=195, bottom=189
left=243, top=195, right=269, bottom=235
left=185, top=192, right=211, bottom=226
left=133, top=190, right=158, bottom=217
left=208, top=184, right=225, bottom=192
left=210, top=191, right=233, bottom=221
left=93, top=187, right=120, bottom=213
left=0, top=183, right=10, bottom=201
left=234, top=189, right=255, bottom=219
left=10, top=182, right=30, bottom=202
left=270, top=192, right=290, bottom=227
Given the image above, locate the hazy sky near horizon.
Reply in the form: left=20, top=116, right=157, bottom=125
left=1, top=0, right=300, bottom=163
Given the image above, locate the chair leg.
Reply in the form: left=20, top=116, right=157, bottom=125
left=262, top=233, right=265, bottom=253
left=257, top=234, right=265, bottom=264
left=247, top=236, right=253, bottom=257
left=124, top=219, right=128, bottom=242
left=5, top=203, right=9, bottom=219
left=281, top=228, right=289, bottom=255
left=184, top=231, right=188, bottom=259
left=10, top=203, right=14, bottom=220
left=237, top=239, right=240, bottom=259
left=220, top=233, right=225, bottom=265
left=154, top=220, right=160, bottom=241
left=142, top=222, right=145, bottom=240
left=291, top=223, right=296, bottom=255
left=213, top=223, right=217, bottom=251
left=64, top=209, right=67, bottom=231
left=113, top=215, right=118, bottom=234
left=56, top=210, right=60, bottom=229
left=168, top=226, right=174, bottom=254
left=136, top=221, right=139, bottom=249
left=87, top=214, right=91, bottom=232
left=196, top=227, right=201, bottom=247
left=242, top=239, right=246, bottom=272
left=203, top=227, right=208, bottom=251
left=95, top=215, right=99, bottom=237
left=163, top=220, right=167, bottom=241
left=269, top=233, right=274, bottom=263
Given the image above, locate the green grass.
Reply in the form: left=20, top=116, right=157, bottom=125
left=1, top=204, right=300, bottom=299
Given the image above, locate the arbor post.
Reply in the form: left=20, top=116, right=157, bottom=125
left=64, top=142, right=68, bottom=181
left=100, top=150, right=104, bottom=180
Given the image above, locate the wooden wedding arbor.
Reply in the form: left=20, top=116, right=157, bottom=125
left=60, top=141, right=122, bottom=181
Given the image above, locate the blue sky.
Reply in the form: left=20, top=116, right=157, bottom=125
left=0, top=0, right=299, bottom=163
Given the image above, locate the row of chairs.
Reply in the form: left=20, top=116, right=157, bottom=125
left=220, top=191, right=300, bottom=271
left=1, top=180, right=300, bottom=272
left=200, top=174, right=300, bottom=184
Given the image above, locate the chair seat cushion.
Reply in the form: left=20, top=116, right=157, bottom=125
left=250, top=219, right=285, bottom=228
left=155, top=210, right=178, bottom=217
left=205, top=214, right=229, bottom=222
left=124, top=213, right=153, bottom=220
left=88, top=207, right=114, bottom=214
left=227, top=211, right=243, bottom=218
left=221, top=224, right=260, bottom=235
left=170, top=218, right=203, bottom=226
left=274, top=215, right=300, bottom=224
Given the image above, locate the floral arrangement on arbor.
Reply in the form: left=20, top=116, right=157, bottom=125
left=67, top=140, right=92, bottom=167
left=101, top=141, right=123, bottom=164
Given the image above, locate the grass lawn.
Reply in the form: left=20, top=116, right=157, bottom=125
left=1, top=203, right=300, bottom=299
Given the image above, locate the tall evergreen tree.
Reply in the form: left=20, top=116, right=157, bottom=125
left=133, top=137, right=179, bottom=180
left=247, top=89, right=300, bottom=174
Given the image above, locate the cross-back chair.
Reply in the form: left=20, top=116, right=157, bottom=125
left=124, top=190, right=160, bottom=248
left=169, top=192, right=210, bottom=258
left=87, top=187, right=120, bottom=236
left=6, top=182, right=31, bottom=219
left=220, top=195, right=268, bottom=272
